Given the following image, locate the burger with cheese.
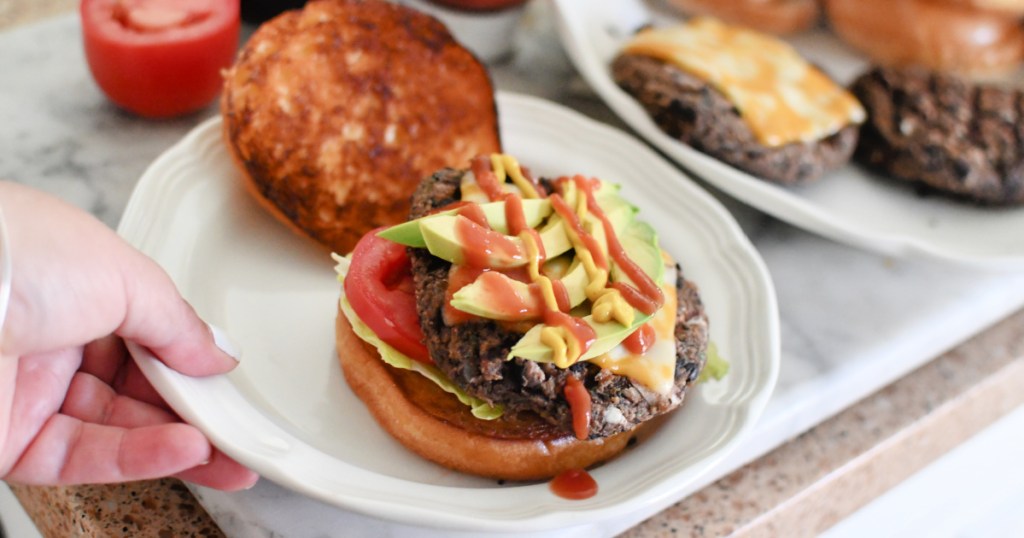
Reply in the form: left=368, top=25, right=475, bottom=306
left=333, top=154, right=717, bottom=481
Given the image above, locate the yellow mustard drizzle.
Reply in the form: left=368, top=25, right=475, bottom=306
left=521, top=230, right=560, bottom=312
left=515, top=180, right=577, bottom=368
left=568, top=182, right=634, bottom=327
left=460, top=181, right=486, bottom=202
left=490, top=154, right=541, bottom=199
left=583, top=266, right=607, bottom=298
left=476, top=156, right=649, bottom=370
left=542, top=325, right=580, bottom=369
left=592, top=291, right=634, bottom=327
left=532, top=175, right=638, bottom=367
left=589, top=274, right=679, bottom=395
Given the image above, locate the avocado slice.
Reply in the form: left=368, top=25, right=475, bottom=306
left=377, top=198, right=552, bottom=248
left=419, top=191, right=639, bottom=270
left=418, top=214, right=582, bottom=268
left=449, top=258, right=590, bottom=320
left=508, top=309, right=657, bottom=364
left=611, top=220, right=665, bottom=287
left=509, top=219, right=667, bottom=364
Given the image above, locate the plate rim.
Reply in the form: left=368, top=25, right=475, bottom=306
left=118, top=91, right=779, bottom=532
left=550, top=0, right=1024, bottom=271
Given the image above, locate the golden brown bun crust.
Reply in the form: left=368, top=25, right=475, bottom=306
left=824, top=0, right=1024, bottom=75
left=336, top=310, right=641, bottom=481
left=667, top=0, right=821, bottom=35
left=222, top=0, right=501, bottom=254
left=936, top=0, right=1024, bottom=15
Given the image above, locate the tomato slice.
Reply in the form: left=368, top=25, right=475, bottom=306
left=80, top=0, right=239, bottom=118
left=345, top=230, right=432, bottom=364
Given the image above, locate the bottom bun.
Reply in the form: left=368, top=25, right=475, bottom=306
left=336, top=310, right=642, bottom=481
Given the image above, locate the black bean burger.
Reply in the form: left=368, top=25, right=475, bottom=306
left=333, top=154, right=712, bottom=481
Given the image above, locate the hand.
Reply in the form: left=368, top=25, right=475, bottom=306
left=0, top=181, right=258, bottom=491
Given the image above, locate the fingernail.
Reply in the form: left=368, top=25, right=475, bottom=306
left=207, top=323, right=242, bottom=363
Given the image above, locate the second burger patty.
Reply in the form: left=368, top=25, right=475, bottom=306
left=406, top=168, right=710, bottom=439
left=850, top=66, right=1024, bottom=205
left=611, top=54, right=860, bottom=185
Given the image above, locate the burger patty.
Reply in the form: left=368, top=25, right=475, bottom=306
left=611, top=54, right=859, bottom=185
left=407, top=169, right=710, bottom=440
left=850, top=67, right=1024, bottom=204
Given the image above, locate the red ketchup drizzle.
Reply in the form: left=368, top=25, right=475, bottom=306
left=519, top=165, right=547, bottom=197
left=550, top=468, right=598, bottom=500
left=476, top=271, right=533, bottom=319
left=548, top=279, right=571, bottom=313
left=456, top=202, right=488, bottom=227
left=574, top=176, right=664, bottom=315
left=562, top=370, right=593, bottom=441
left=454, top=216, right=525, bottom=268
left=505, top=195, right=548, bottom=276
left=468, top=272, right=569, bottom=321
left=445, top=167, right=558, bottom=322
left=444, top=265, right=486, bottom=324
left=432, top=200, right=477, bottom=216
left=623, top=323, right=655, bottom=355
left=503, top=192, right=528, bottom=235
left=501, top=265, right=532, bottom=283
left=471, top=155, right=505, bottom=201
left=548, top=193, right=608, bottom=270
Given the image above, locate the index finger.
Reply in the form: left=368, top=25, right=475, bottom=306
left=114, top=249, right=239, bottom=377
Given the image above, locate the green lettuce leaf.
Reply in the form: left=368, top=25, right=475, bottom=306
left=697, top=341, right=730, bottom=383
left=333, top=254, right=502, bottom=420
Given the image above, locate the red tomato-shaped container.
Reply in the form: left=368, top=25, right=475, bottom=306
left=427, top=0, right=528, bottom=11
left=81, top=0, right=240, bottom=119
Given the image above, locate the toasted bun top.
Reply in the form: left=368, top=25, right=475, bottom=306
left=221, top=0, right=501, bottom=253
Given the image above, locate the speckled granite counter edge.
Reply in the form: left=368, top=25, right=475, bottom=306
left=622, top=308, right=1024, bottom=537
left=9, top=480, right=224, bottom=538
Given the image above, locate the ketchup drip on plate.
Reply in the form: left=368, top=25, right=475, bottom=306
left=550, top=468, right=598, bottom=500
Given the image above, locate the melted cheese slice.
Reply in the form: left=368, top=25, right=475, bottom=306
left=622, top=17, right=865, bottom=147
left=590, top=265, right=679, bottom=396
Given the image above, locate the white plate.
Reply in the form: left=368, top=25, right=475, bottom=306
left=552, top=0, right=1024, bottom=271
left=118, top=93, right=778, bottom=532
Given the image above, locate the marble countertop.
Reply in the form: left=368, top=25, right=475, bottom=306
left=4, top=1, right=1024, bottom=536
